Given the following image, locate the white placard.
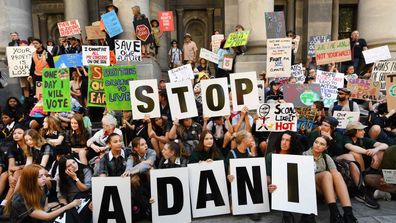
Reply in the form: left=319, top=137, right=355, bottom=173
left=115, top=39, right=142, bottom=62
left=199, top=48, right=219, bottom=64
left=6, top=46, right=36, bottom=77
left=372, top=61, right=396, bottom=90
left=230, top=72, right=259, bottom=111
left=188, top=161, right=230, bottom=218
left=363, top=45, right=392, bottom=64
left=333, top=111, right=360, bottom=129
left=271, top=154, right=317, bottom=215
left=82, top=46, right=110, bottom=66
left=266, top=38, right=292, bottom=78
left=166, top=80, right=198, bottom=120
left=200, top=78, right=230, bottom=118
left=151, top=168, right=191, bottom=223
left=257, top=80, right=265, bottom=104
left=92, top=177, right=132, bottom=223
left=129, top=79, right=160, bottom=120
left=168, top=64, right=195, bottom=83
left=382, top=169, right=396, bottom=184
left=255, top=103, right=297, bottom=132
left=315, top=70, right=344, bottom=108
left=291, top=64, right=305, bottom=84
left=229, top=158, right=270, bottom=215
left=211, top=34, right=224, bottom=53
left=222, top=55, right=233, bottom=71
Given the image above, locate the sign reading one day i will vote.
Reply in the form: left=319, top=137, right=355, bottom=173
left=103, top=66, right=137, bottom=111
left=6, top=46, right=36, bottom=77
left=42, top=68, right=71, bottom=112
left=314, top=38, right=351, bottom=65
left=115, top=40, right=142, bottom=62
left=315, top=70, right=344, bottom=108
left=264, top=11, right=286, bottom=39
left=101, top=10, right=123, bottom=38
left=87, top=66, right=105, bottom=107
left=266, top=38, right=292, bottom=78
left=347, top=79, right=380, bottom=101
left=57, top=20, right=81, bottom=37
left=256, top=103, right=297, bottom=132
left=224, top=30, right=250, bottom=48
left=158, top=11, right=174, bottom=32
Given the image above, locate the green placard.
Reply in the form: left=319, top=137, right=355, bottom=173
left=42, top=68, right=71, bottom=112
left=103, top=65, right=138, bottom=110
left=87, top=65, right=106, bottom=107
left=224, top=30, right=250, bottom=48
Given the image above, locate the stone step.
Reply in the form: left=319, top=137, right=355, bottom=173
left=236, top=54, right=266, bottom=62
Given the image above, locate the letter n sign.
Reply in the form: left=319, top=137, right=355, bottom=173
left=92, top=177, right=132, bottom=223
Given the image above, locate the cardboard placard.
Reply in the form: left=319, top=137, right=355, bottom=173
left=382, top=169, right=396, bottom=184
left=35, top=81, right=43, bottom=100
left=386, top=74, right=396, bottom=112
left=315, top=70, right=344, bottom=108
left=42, top=68, right=71, bottom=112
left=308, top=35, right=331, bottom=57
left=255, top=103, right=297, bottom=132
left=166, top=80, right=198, bottom=120
left=200, top=78, right=230, bottom=118
left=372, top=61, right=396, bottom=90
left=6, top=46, right=36, bottom=77
left=82, top=46, right=110, bottom=66
left=347, top=79, right=380, bottom=100
left=158, top=11, right=174, bottom=32
left=57, top=20, right=81, bottom=37
left=133, top=18, right=154, bottom=45
left=314, top=39, right=351, bottom=65
left=230, top=72, right=259, bottom=111
left=87, top=65, right=105, bottom=107
left=295, top=107, right=319, bottom=134
left=258, top=80, right=265, bottom=104
left=271, top=154, right=317, bottom=215
left=291, top=64, right=305, bottom=84
left=333, top=111, right=360, bottom=129
left=85, top=26, right=106, bottom=40
left=211, top=34, right=225, bottom=53
left=129, top=79, right=161, bottom=120
left=199, top=48, right=219, bottom=64
left=224, top=31, right=250, bottom=48
left=103, top=66, right=137, bottom=111
left=222, top=54, right=233, bottom=71
left=344, top=73, right=358, bottom=83
left=54, top=53, right=83, bottom=68
left=266, top=38, right=292, bottom=78
left=168, top=64, right=195, bottom=83
left=283, top=84, right=322, bottom=107
left=229, top=158, right=270, bottom=215
left=265, top=11, right=286, bottom=39
left=115, top=39, right=142, bottom=62
left=101, top=10, right=123, bottom=38
left=363, top=45, right=392, bottom=64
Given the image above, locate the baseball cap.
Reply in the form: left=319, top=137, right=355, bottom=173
left=338, top=88, right=351, bottom=95
left=346, top=121, right=367, bottom=131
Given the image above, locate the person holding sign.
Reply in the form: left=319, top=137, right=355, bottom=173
left=303, top=136, right=358, bottom=223
left=100, top=4, right=119, bottom=50
left=168, top=118, right=202, bottom=156
left=328, top=88, right=360, bottom=116
left=189, top=130, right=225, bottom=164
left=158, top=141, right=188, bottom=168
left=97, top=133, right=129, bottom=177
left=132, top=6, right=151, bottom=58
left=216, top=39, right=234, bottom=80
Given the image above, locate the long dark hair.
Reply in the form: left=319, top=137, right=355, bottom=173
left=70, top=114, right=88, bottom=145
left=196, top=130, right=222, bottom=160
left=274, top=131, right=302, bottom=155
left=58, top=155, right=85, bottom=197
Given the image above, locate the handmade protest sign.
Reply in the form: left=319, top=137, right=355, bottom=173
left=101, top=10, right=123, bottom=38
left=265, top=11, right=286, bottom=39
left=363, top=45, right=392, bottom=64
left=347, top=79, right=380, bottom=101
left=158, top=11, right=174, bottom=32
left=54, top=53, right=83, bottom=68
left=42, top=68, right=71, bottom=112
left=372, top=61, right=396, bottom=90
left=85, top=26, right=106, bottom=40
left=283, top=84, right=321, bottom=107
left=271, top=154, right=317, bottom=215
left=188, top=161, right=230, bottom=218
left=133, top=18, right=154, bottom=45
left=200, top=78, right=230, bottom=118
left=211, top=34, right=224, bottom=53
left=35, top=81, right=43, bottom=100
left=344, top=73, right=358, bottom=83
left=291, top=64, right=305, bottom=84
left=166, top=80, right=198, bottom=120
left=255, top=103, right=297, bottom=132
left=386, top=73, right=396, bottom=111
left=222, top=54, right=233, bottom=71
left=315, top=70, right=344, bottom=107
left=224, top=30, right=250, bottom=48
left=6, top=46, right=36, bottom=77
left=308, top=35, right=331, bottom=57
left=87, top=65, right=105, bottom=107
left=168, top=63, right=194, bottom=82
left=199, top=48, right=219, bottom=64
left=129, top=79, right=161, bottom=120
left=115, top=40, right=142, bottom=62
left=266, top=38, right=292, bottom=78
left=57, top=20, right=81, bottom=37
left=151, top=168, right=191, bottom=223
left=314, top=38, right=351, bottom=65
left=382, top=169, right=396, bottom=184
left=295, top=107, right=319, bottom=134
left=230, top=72, right=259, bottom=111
left=229, top=158, right=269, bottom=215
left=82, top=46, right=110, bottom=66
left=92, top=177, right=132, bottom=223
left=103, top=66, right=137, bottom=111
left=333, top=111, right=360, bottom=129
left=258, top=80, right=265, bottom=104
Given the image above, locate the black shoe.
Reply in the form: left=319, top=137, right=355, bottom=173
left=282, top=212, right=295, bottom=223
left=248, top=213, right=261, bottom=221
left=343, top=213, right=358, bottom=223
left=330, top=212, right=344, bottom=223
left=354, top=192, right=380, bottom=209
left=299, top=214, right=316, bottom=223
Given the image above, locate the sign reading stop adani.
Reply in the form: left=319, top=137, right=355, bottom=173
left=255, top=103, right=297, bottom=132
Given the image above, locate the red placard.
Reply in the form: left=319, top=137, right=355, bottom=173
left=158, top=11, right=174, bottom=32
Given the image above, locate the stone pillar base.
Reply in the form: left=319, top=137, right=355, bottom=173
left=116, top=58, right=162, bottom=80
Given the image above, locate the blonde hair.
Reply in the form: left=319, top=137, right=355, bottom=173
left=25, top=129, right=47, bottom=148
left=234, top=130, right=250, bottom=145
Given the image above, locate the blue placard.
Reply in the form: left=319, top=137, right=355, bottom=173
left=54, top=53, right=83, bottom=68
left=101, top=11, right=123, bottom=38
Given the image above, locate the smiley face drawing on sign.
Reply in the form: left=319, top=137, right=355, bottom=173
left=258, top=104, right=271, bottom=130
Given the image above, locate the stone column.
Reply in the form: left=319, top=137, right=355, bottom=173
left=207, top=8, right=214, bottom=43
left=176, top=8, right=184, bottom=49
left=87, top=0, right=100, bottom=24
left=38, top=13, right=49, bottom=43
left=331, top=0, right=339, bottom=40
left=113, top=0, right=150, bottom=40
left=287, top=0, right=295, bottom=31
left=64, top=0, right=89, bottom=37
left=358, top=0, right=396, bottom=57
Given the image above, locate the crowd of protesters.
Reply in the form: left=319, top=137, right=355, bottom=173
left=0, top=3, right=396, bottom=223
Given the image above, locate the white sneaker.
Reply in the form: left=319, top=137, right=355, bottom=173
left=373, top=189, right=391, bottom=201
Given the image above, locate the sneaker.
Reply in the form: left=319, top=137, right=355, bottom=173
left=355, top=192, right=380, bottom=209
left=299, top=214, right=316, bottom=223
left=373, top=189, right=391, bottom=201
left=343, top=213, right=358, bottom=223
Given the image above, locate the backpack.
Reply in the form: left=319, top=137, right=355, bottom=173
left=331, top=100, right=354, bottom=115
left=334, top=159, right=362, bottom=197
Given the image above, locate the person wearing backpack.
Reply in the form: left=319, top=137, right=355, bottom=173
left=328, top=88, right=360, bottom=116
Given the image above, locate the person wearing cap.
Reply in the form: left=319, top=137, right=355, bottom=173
left=265, top=80, right=284, bottom=102
left=182, top=33, right=198, bottom=65
left=168, top=40, right=182, bottom=68
left=328, top=88, right=360, bottom=116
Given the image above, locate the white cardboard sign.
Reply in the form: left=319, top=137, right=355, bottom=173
left=363, top=45, right=392, bottom=64
left=266, top=38, right=292, bottom=78
left=199, top=48, right=219, bottom=64
left=115, top=39, right=142, bottom=62
left=211, top=34, right=224, bottom=53
left=6, top=46, right=36, bottom=77
left=315, top=70, right=344, bottom=108
left=82, top=46, right=110, bottom=66
left=200, top=78, right=230, bottom=118
left=255, top=103, right=297, bottom=132
left=230, top=72, right=259, bottom=111
left=129, top=79, right=161, bottom=120
left=333, top=111, right=360, bottom=129
left=168, top=64, right=195, bottom=83
left=382, top=169, right=396, bottom=184
left=166, top=80, right=198, bottom=120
